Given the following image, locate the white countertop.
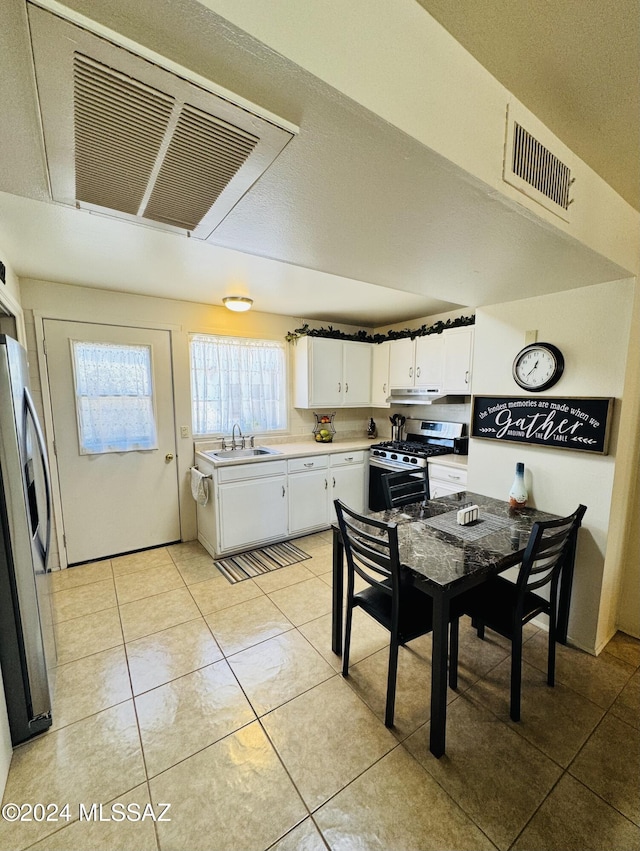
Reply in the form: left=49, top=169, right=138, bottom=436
left=195, top=437, right=373, bottom=467
left=428, top=454, right=468, bottom=470
left=194, top=437, right=469, bottom=470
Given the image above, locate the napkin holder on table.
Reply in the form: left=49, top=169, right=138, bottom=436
left=457, top=504, right=479, bottom=525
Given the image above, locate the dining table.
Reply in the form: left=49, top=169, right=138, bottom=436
left=331, top=490, right=578, bottom=758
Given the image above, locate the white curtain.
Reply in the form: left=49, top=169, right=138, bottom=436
left=72, top=341, right=158, bottom=454
left=190, top=334, right=287, bottom=436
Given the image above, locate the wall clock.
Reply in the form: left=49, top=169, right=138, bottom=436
left=512, top=342, right=565, bottom=392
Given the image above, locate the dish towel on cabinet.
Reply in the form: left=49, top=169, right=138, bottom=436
left=190, top=467, right=209, bottom=506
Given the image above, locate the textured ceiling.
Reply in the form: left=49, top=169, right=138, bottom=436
left=415, top=0, right=640, bottom=211
left=0, top=0, right=635, bottom=327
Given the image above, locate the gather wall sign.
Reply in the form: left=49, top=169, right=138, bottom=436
left=471, top=396, right=614, bottom=455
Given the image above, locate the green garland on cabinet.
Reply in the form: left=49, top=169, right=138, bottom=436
left=285, top=314, right=475, bottom=344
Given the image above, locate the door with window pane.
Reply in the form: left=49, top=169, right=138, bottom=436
left=43, top=320, right=180, bottom=564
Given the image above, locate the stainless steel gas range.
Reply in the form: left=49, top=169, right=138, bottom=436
left=368, top=418, right=466, bottom=510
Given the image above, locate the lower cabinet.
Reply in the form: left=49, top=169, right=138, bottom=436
left=330, top=451, right=366, bottom=522
left=198, top=451, right=366, bottom=557
left=213, top=460, right=289, bottom=555
left=288, top=456, right=330, bottom=535
left=428, top=462, right=467, bottom=499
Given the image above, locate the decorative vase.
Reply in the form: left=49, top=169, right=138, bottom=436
left=509, top=462, right=528, bottom=507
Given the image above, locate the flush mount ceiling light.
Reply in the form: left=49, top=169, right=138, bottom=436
left=223, top=296, right=253, bottom=312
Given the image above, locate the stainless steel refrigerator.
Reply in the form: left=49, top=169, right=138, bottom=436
left=0, top=334, right=56, bottom=743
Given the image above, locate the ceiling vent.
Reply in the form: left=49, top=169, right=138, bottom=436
left=503, top=105, right=574, bottom=222
left=28, top=4, right=297, bottom=238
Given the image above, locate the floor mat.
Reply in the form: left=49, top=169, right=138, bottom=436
left=214, top=541, right=311, bottom=583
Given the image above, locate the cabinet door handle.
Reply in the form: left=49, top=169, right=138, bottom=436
left=383, top=383, right=386, bottom=393
left=304, top=462, right=314, bottom=467
left=409, top=366, right=413, bottom=378
left=345, top=456, right=353, bottom=462
left=338, top=382, right=341, bottom=393
left=282, top=485, right=286, bottom=497
left=345, top=382, right=349, bottom=393
left=324, top=478, right=328, bottom=489
left=333, top=477, right=336, bottom=488
left=465, top=370, right=469, bottom=385
left=416, top=366, right=421, bottom=378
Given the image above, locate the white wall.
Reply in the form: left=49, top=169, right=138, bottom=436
left=469, top=278, right=636, bottom=653
left=19, top=278, right=376, bottom=552
left=602, top=283, right=640, bottom=639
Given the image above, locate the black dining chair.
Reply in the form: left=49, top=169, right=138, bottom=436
left=334, top=498, right=458, bottom=727
left=453, top=504, right=587, bottom=721
left=382, top=467, right=430, bottom=510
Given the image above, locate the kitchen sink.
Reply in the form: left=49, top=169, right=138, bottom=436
left=204, top=447, right=281, bottom=461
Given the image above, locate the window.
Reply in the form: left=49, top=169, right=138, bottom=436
left=189, top=334, right=287, bottom=436
left=72, top=340, right=158, bottom=454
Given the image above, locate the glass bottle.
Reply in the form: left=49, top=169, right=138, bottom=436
left=509, top=462, right=528, bottom=507
left=367, top=417, right=377, bottom=438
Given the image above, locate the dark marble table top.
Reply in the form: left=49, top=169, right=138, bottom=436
left=363, top=491, right=559, bottom=592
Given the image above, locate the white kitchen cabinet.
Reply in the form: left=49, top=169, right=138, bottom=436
left=329, top=450, right=366, bottom=522
left=197, top=448, right=366, bottom=556
left=428, top=461, right=467, bottom=498
left=343, top=341, right=373, bottom=406
left=215, top=460, right=288, bottom=554
left=443, top=327, right=473, bottom=394
left=288, top=456, right=330, bottom=534
left=371, top=341, right=390, bottom=407
left=388, top=337, right=414, bottom=388
left=293, top=336, right=372, bottom=408
left=388, top=335, right=444, bottom=388
left=415, top=334, right=445, bottom=387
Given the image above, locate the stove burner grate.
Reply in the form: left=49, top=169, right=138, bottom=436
left=370, top=441, right=451, bottom=458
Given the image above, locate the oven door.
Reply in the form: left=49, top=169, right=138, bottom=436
left=368, top=455, right=416, bottom=511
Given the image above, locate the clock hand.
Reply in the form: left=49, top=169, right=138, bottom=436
left=525, top=360, right=539, bottom=377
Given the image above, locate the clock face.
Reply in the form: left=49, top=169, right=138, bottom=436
left=513, top=343, right=564, bottom=392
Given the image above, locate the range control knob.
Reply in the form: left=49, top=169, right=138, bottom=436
left=390, top=453, right=397, bottom=460
left=410, top=457, right=418, bottom=464
left=402, top=456, right=410, bottom=463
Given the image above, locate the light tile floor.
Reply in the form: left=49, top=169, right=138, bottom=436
left=1, top=532, right=638, bottom=851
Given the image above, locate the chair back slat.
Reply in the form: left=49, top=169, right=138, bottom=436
left=382, top=468, right=430, bottom=510
left=517, top=505, right=587, bottom=598
left=335, top=499, right=402, bottom=595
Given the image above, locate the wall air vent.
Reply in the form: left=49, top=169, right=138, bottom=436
left=503, top=105, right=574, bottom=222
left=28, top=4, right=297, bottom=238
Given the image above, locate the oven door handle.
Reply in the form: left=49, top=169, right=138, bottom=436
left=369, top=456, right=419, bottom=473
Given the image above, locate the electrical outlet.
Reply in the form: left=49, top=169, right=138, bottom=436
left=180, top=426, right=190, bottom=439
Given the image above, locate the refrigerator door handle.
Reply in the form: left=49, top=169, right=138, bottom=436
left=23, top=387, right=52, bottom=571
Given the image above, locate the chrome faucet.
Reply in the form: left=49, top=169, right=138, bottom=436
left=231, top=422, right=243, bottom=449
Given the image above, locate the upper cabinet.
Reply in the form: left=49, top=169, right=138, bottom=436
left=371, top=341, right=390, bottom=407
left=389, top=335, right=444, bottom=388
left=293, top=324, right=474, bottom=409
left=443, top=327, right=474, bottom=393
left=293, top=336, right=372, bottom=408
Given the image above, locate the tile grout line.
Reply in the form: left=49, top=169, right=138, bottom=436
left=44, top=540, right=638, bottom=850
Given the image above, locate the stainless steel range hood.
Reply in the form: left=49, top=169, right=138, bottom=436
left=386, top=387, right=447, bottom=405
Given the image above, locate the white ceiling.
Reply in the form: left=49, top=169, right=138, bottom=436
left=0, top=0, right=635, bottom=327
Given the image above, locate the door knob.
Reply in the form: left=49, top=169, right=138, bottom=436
left=165, top=453, right=174, bottom=462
